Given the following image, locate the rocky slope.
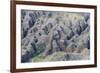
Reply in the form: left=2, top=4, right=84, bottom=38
left=21, top=10, right=90, bottom=63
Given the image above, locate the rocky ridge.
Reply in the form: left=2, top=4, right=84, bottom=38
left=21, top=10, right=90, bottom=62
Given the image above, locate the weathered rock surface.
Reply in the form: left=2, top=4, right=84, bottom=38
left=21, top=10, right=90, bottom=62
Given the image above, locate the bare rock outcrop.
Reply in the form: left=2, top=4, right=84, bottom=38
left=21, top=10, right=90, bottom=62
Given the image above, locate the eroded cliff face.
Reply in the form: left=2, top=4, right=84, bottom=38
left=21, top=10, right=90, bottom=63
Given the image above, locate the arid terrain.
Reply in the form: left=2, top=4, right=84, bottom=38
left=21, top=10, right=90, bottom=63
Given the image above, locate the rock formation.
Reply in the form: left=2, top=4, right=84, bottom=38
left=21, top=10, right=90, bottom=62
